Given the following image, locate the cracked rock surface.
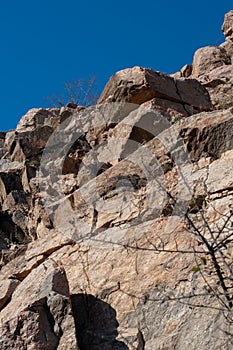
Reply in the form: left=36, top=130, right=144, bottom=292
left=0, top=10, right=233, bottom=350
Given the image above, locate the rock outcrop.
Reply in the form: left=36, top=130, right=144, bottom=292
left=98, top=66, right=212, bottom=122
left=0, top=11, right=233, bottom=350
left=175, top=10, right=233, bottom=110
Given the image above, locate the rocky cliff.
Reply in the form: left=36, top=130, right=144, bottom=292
left=0, top=11, right=233, bottom=350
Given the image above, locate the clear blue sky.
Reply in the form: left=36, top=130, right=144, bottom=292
left=0, top=1, right=232, bottom=132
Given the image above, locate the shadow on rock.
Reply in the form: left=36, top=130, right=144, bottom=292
left=71, top=294, right=129, bottom=350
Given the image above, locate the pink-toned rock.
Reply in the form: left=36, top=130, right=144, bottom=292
left=0, top=279, right=20, bottom=309
left=0, top=12, right=233, bottom=349
left=199, top=64, right=233, bottom=108
left=0, top=262, right=79, bottom=350
left=192, top=46, right=231, bottom=78
left=179, top=108, right=233, bottom=161
left=222, top=10, right=233, bottom=39
left=98, top=66, right=212, bottom=112
left=220, top=39, right=233, bottom=60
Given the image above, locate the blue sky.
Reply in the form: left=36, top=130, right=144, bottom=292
left=0, top=1, right=232, bottom=131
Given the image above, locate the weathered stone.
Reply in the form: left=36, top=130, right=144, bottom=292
left=222, top=10, right=233, bottom=39
left=180, top=63, right=192, bottom=77
left=0, top=12, right=233, bottom=349
left=145, top=97, right=193, bottom=122
left=25, top=230, right=74, bottom=261
left=220, top=39, right=233, bottom=61
left=192, top=46, right=231, bottom=79
left=0, top=132, right=6, bottom=158
left=98, top=66, right=212, bottom=112
left=16, top=108, right=60, bottom=132
left=206, top=150, right=233, bottom=193
left=0, top=172, right=23, bottom=203
left=0, top=159, right=24, bottom=173
left=2, top=190, right=27, bottom=211
left=179, top=108, right=233, bottom=161
left=0, top=279, right=20, bottom=310
left=200, top=64, right=233, bottom=108
left=0, top=211, right=29, bottom=245
left=171, top=64, right=192, bottom=79
left=11, top=254, right=45, bottom=280
left=40, top=106, right=233, bottom=240
left=46, top=217, right=230, bottom=350
left=0, top=262, right=79, bottom=350
left=0, top=245, right=27, bottom=272
left=10, top=125, right=54, bottom=162
left=189, top=14, right=233, bottom=110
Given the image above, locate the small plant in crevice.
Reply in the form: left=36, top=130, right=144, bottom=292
left=187, top=195, right=207, bottom=214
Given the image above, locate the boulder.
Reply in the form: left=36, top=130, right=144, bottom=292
left=0, top=262, right=79, bottom=350
left=180, top=64, right=192, bottom=77
left=0, top=279, right=20, bottom=310
left=220, top=39, right=233, bottom=61
left=199, top=64, right=233, bottom=108
left=16, top=108, right=60, bottom=132
left=98, top=66, right=212, bottom=112
left=206, top=150, right=233, bottom=193
left=222, top=10, right=233, bottom=40
left=0, top=172, right=23, bottom=203
left=192, top=46, right=231, bottom=79
left=179, top=108, right=233, bottom=161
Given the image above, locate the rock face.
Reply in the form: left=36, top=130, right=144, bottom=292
left=173, top=10, right=233, bottom=110
left=0, top=262, right=78, bottom=350
left=98, top=66, right=212, bottom=120
left=222, top=10, right=233, bottom=39
left=0, top=11, right=233, bottom=350
left=192, top=46, right=231, bottom=78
